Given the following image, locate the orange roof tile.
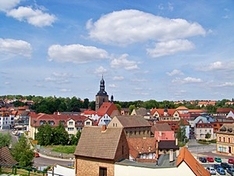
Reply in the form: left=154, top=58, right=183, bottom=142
left=176, top=147, right=210, bottom=176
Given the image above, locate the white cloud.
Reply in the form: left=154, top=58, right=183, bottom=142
left=110, top=54, right=138, bottom=70
left=166, top=69, right=184, bottom=76
left=207, top=61, right=224, bottom=70
left=0, top=38, right=32, bottom=58
left=198, top=61, right=234, bottom=71
left=44, top=72, right=72, bottom=84
left=132, top=78, right=147, bottom=82
left=109, top=84, right=117, bottom=88
left=113, top=76, right=124, bottom=81
left=216, top=82, right=234, bottom=87
left=94, top=66, right=107, bottom=74
left=0, top=0, right=20, bottom=12
left=87, top=9, right=205, bottom=45
left=172, top=77, right=202, bottom=84
left=59, top=88, right=71, bottom=92
left=147, top=39, right=194, bottom=58
left=7, top=6, right=56, bottom=27
left=48, top=44, right=109, bottom=64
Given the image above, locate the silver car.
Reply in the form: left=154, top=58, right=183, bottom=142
left=207, top=166, right=216, bottom=175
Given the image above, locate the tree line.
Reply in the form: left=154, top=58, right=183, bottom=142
left=1, top=95, right=234, bottom=114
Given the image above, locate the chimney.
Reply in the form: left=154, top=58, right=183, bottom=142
left=101, top=125, right=107, bottom=132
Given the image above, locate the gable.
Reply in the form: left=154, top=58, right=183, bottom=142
left=176, top=147, right=210, bottom=176
left=74, top=126, right=126, bottom=161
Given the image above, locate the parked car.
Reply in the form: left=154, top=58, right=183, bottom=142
left=207, top=157, right=214, bottom=162
left=206, top=166, right=216, bottom=175
left=215, top=157, right=222, bottom=163
left=220, top=162, right=231, bottom=169
left=217, top=167, right=226, bottom=175
left=227, top=167, right=234, bottom=176
left=213, top=164, right=221, bottom=170
left=228, top=158, right=234, bottom=164
left=34, top=152, right=40, bottom=157
left=199, top=157, right=207, bottom=163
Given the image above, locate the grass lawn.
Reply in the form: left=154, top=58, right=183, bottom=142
left=50, top=145, right=76, bottom=154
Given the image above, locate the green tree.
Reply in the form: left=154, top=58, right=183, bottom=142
left=0, top=132, right=11, bottom=147
left=176, top=125, right=186, bottom=145
left=129, top=105, right=136, bottom=115
left=36, top=123, right=53, bottom=146
left=205, top=133, right=211, bottom=139
left=52, top=122, right=69, bottom=145
left=11, top=135, right=34, bottom=167
left=69, top=131, right=81, bottom=145
left=115, top=104, right=121, bottom=112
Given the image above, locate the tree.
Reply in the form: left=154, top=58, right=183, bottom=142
left=52, top=122, right=69, bottom=145
left=36, top=123, right=53, bottom=146
left=205, top=133, right=211, bottom=139
left=11, top=135, right=34, bottom=167
left=0, top=133, right=11, bottom=148
left=129, top=105, right=136, bottom=115
left=176, top=125, right=186, bottom=144
left=69, top=131, right=81, bottom=145
left=115, top=104, right=121, bottom=112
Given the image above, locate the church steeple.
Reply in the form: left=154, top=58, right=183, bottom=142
left=100, top=75, right=105, bottom=92
left=95, top=76, right=109, bottom=111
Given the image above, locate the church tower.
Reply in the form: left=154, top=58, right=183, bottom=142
left=95, top=76, right=109, bottom=111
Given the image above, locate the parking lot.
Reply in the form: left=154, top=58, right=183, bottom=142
left=188, top=139, right=234, bottom=176
left=197, top=156, right=234, bottom=175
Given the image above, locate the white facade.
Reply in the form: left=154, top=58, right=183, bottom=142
left=194, top=126, right=214, bottom=140
left=98, top=114, right=112, bottom=126
left=0, top=115, right=14, bottom=129
left=114, top=161, right=195, bottom=176
left=47, top=165, right=75, bottom=176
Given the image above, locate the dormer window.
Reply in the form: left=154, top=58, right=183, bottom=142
left=40, top=120, right=46, bottom=125
left=48, top=120, right=55, bottom=125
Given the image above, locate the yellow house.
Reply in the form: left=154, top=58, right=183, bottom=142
left=216, top=123, right=234, bottom=155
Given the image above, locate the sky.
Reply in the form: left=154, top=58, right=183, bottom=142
left=0, top=0, right=234, bottom=102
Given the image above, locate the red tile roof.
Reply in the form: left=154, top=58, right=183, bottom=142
left=127, top=137, right=156, bottom=158
left=30, top=113, right=91, bottom=127
left=176, top=147, right=210, bottom=176
left=97, top=102, right=119, bottom=116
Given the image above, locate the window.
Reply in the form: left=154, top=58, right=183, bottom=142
left=69, top=121, right=73, bottom=125
left=99, top=167, right=107, bottom=176
left=68, top=128, right=74, bottom=131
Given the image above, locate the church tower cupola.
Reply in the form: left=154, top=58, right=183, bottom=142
left=95, top=76, right=109, bottom=111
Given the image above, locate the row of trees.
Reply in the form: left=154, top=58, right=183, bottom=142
left=36, top=123, right=81, bottom=146
left=1, top=95, right=234, bottom=114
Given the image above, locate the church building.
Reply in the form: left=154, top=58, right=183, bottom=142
left=95, top=76, right=109, bottom=111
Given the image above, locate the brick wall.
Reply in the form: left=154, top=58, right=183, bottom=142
left=75, top=156, right=114, bottom=176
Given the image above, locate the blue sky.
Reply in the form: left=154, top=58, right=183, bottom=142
left=0, top=0, right=234, bottom=101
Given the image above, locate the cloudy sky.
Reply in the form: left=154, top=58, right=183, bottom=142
left=1, top=0, right=234, bottom=101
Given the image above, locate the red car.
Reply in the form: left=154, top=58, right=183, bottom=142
left=228, top=158, right=234, bottom=164
left=34, top=152, right=40, bottom=157
left=207, top=157, right=214, bottom=162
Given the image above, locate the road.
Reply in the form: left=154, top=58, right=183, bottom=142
left=33, top=155, right=72, bottom=167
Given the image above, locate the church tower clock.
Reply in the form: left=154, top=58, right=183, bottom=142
left=95, top=76, right=109, bottom=111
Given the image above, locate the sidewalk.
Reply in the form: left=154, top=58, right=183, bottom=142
left=37, top=147, right=75, bottom=161
left=38, top=152, right=73, bottom=162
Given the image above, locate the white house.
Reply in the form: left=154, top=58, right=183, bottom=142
left=97, top=114, right=112, bottom=126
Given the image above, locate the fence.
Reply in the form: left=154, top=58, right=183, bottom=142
left=0, top=164, right=47, bottom=176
